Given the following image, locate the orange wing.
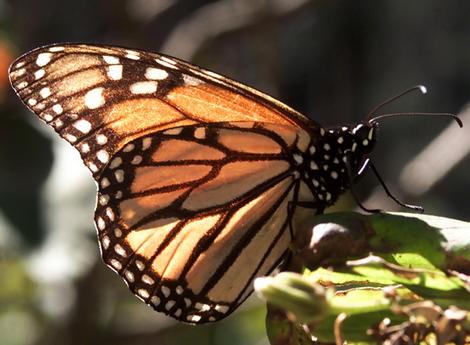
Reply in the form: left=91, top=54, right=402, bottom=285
left=9, top=43, right=315, bottom=176
left=95, top=121, right=316, bottom=323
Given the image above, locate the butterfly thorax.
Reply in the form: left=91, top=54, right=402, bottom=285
left=294, top=122, right=378, bottom=206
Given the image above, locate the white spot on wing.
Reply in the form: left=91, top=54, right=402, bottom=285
left=36, top=53, right=52, bottom=66
left=107, top=65, right=123, bottom=80
left=145, top=67, right=168, bottom=80
left=74, top=119, right=92, bottom=133
left=96, top=134, right=108, bottom=145
left=137, top=289, right=149, bottom=298
left=97, top=150, right=109, bottom=163
left=52, top=104, right=63, bottom=114
left=130, top=81, right=157, bottom=94
left=103, top=55, right=119, bottom=64
left=141, top=274, right=155, bottom=285
left=183, top=74, right=203, bottom=86
left=84, top=87, right=105, bottom=109
left=28, top=98, right=37, bottom=106
left=114, top=169, right=124, bottom=182
left=34, top=69, right=45, bottom=79
left=40, top=87, right=51, bottom=99
left=110, top=259, right=122, bottom=271
left=142, top=137, right=152, bottom=150
left=109, top=157, right=122, bottom=169
left=49, top=46, right=65, bottom=52
left=43, top=114, right=53, bottom=122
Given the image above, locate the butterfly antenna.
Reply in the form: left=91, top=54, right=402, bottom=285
left=369, top=112, right=462, bottom=127
left=366, top=85, right=463, bottom=128
left=365, top=85, right=428, bottom=120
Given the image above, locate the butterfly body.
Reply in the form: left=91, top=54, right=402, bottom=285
left=9, top=43, right=376, bottom=323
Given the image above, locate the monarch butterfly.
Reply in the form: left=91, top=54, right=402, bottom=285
left=8, top=44, right=460, bottom=324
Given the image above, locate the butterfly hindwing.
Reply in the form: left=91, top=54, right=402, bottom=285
left=9, top=43, right=315, bottom=177
left=94, top=121, right=315, bottom=323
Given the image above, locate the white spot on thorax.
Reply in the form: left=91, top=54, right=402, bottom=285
left=352, top=142, right=357, bottom=152
left=309, top=146, right=316, bottom=155
left=310, top=161, right=318, bottom=170
left=352, top=124, right=363, bottom=134
left=368, top=128, right=374, bottom=140
left=130, top=81, right=158, bottom=94
left=337, top=136, right=344, bottom=144
left=331, top=171, right=338, bottom=179
left=36, top=53, right=52, bottom=66
left=84, top=87, right=105, bottom=109
left=362, top=139, right=369, bottom=146
left=145, top=67, right=168, bottom=80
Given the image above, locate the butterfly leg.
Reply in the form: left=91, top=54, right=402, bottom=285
left=346, top=153, right=424, bottom=213
left=345, top=153, right=382, bottom=213
left=368, top=161, right=424, bottom=212
left=287, top=181, right=325, bottom=239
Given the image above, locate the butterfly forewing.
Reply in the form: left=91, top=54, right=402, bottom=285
left=94, top=122, right=314, bottom=323
left=9, top=44, right=315, bottom=177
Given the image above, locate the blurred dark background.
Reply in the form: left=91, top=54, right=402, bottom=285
left=0, top=1, right=469, bottom=344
